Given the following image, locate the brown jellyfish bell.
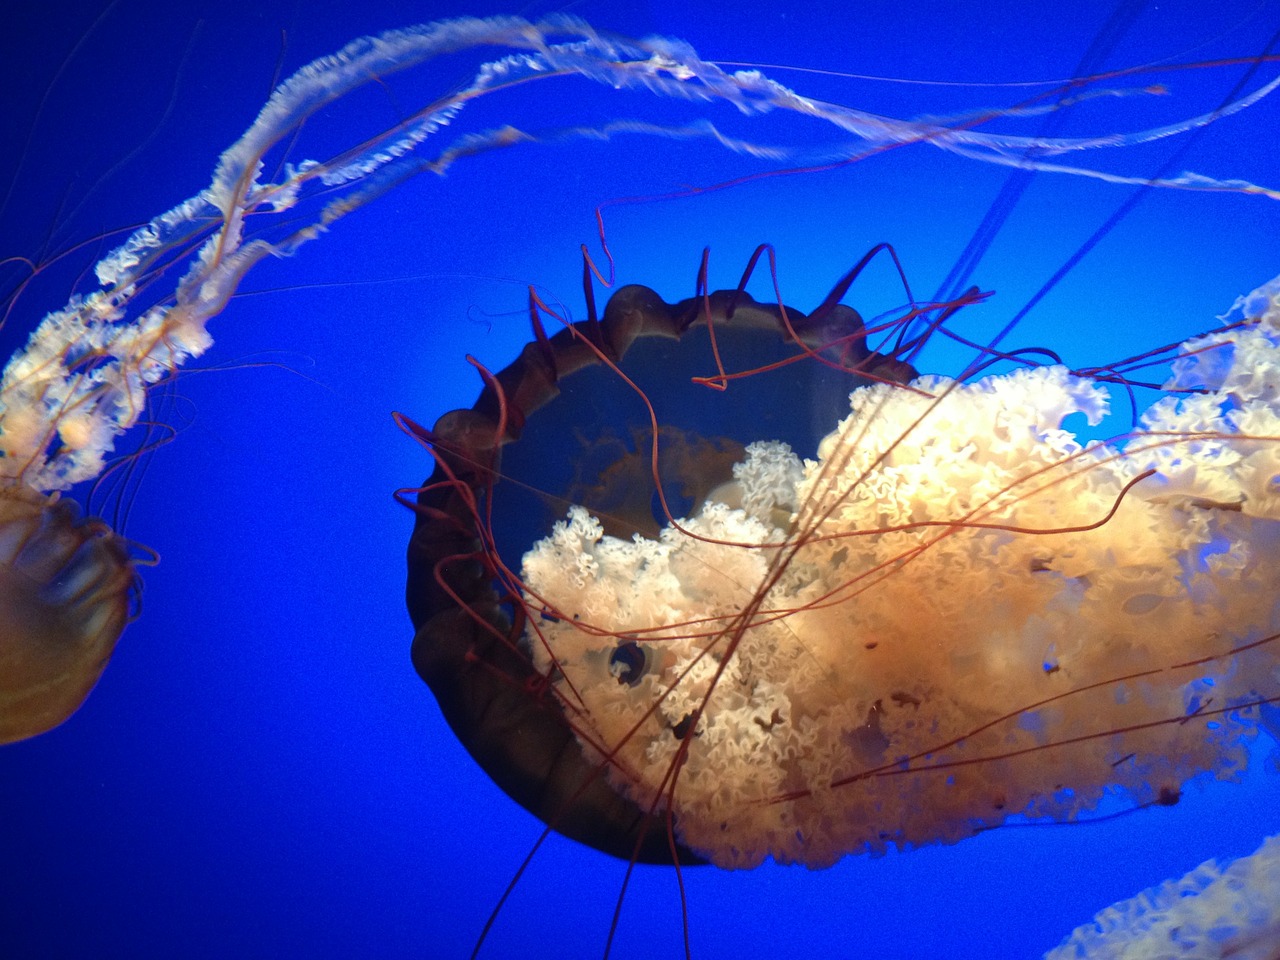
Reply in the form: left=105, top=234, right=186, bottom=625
left=0, top=486, right=134, bottom=744
left=403, top=253, right=1280, bottom=876
left=402, top=247, right=934, bottom=864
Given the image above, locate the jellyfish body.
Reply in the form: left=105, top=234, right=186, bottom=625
left=404, top=278, right=915, bottom=862
left=407, top=265, right=1280, bottom=871
left=0, top=488, right=133, bottom=744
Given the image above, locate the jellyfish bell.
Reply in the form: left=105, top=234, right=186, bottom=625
left=403, top=254, right=927, bottom=864
left=0, top=486, right=134, bottom=743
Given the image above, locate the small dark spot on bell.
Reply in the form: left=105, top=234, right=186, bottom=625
left=609, top=640, right=648, bottom=686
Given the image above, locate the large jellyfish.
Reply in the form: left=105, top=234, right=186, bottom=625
left=406, top=260, right=1280, bottom=957
left=2, top=1, right=1279, bottom=958
left=407, top=269, right=1280, bottom=872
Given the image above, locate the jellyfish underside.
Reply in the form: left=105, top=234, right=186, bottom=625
left=409, top=270, right=1280, bottom=871
left=0, top=489, right=134, bottom=744
left=405, top=281, right=911, bottom=864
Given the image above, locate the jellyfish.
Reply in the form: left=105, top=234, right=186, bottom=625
left=404, top=272, right=926, bottom=864
left=0, top=486, right=134, bottom=743
left=7, top=3, right=1280, bottom=957
left=407, top=267, right=1280, bottom=872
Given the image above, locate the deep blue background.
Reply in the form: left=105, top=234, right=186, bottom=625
left=2, top=1, right=1279, bottom=957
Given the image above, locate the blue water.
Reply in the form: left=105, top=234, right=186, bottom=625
left=2, top=1, right=1279, bottom=958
